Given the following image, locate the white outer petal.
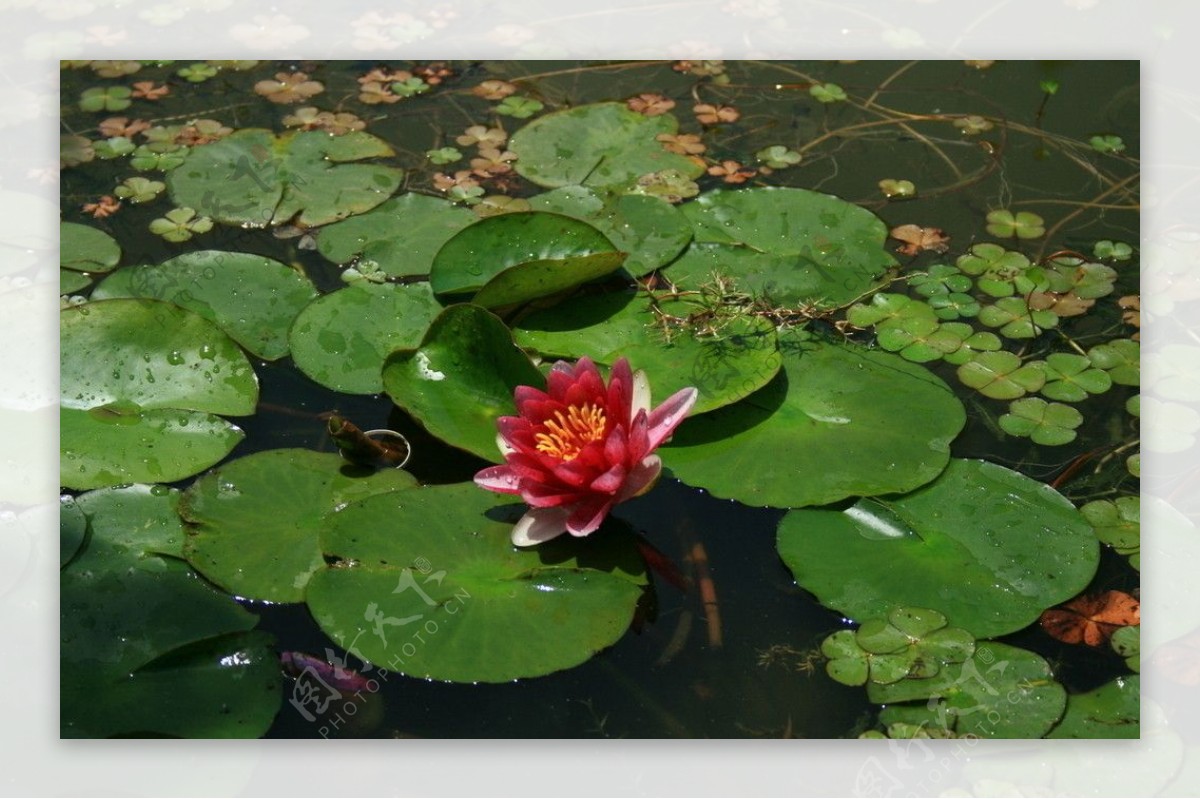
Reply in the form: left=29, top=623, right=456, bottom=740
left=511, top=506, right=570, bottom=547
left=630, top=369, right=652, bottom=421
left=496, top=431, right=517, bottom=456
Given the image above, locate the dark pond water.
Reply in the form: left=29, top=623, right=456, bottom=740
left=60, top=59, right=1139, bottom=738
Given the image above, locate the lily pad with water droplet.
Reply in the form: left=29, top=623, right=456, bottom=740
left=62, top=484, right=281, bottom=738
left=383, top=304, right=545, bottom=462
left=168, top=128, right=403, bottom=228
left=289, top=281, right=443, bottom=395
left=306, top=481, right=646, bottom=683
left=92, top=250, right=318, bottom=361
left=429, top=211, right=625, bottom=308
left=315, top=192, right=478, bottom=278
left=660, top=331, right=963, bottom=508
left=60, top=299, right=258, bottom=489
left=776, top=459, right=1099, bottom=638
left=180, top=449, right=418, bottom=604
left=510, top=101, right=705, bottom=191
left=675, top=187, right=897, bottom=309
left=527, top=186, right=693, bottom=278
left=513, top=291, right=781, bottom=417
left=1046, top=675, right=1138, bottom=738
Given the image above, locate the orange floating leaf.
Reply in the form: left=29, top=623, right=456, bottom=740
left=1039, top=590, right=1139, bottom=647
left=693, top=103, right=739, bottom=125
left=889, top=223, right=950, bottom=256
left=627, top=93, right=675, bottom=116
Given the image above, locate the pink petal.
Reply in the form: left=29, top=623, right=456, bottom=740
left=511, top=507, right=570, bottom=547
left=590, top=463, right=627, bottom=494
left=495, top=431, right=517, bottom=456
left=645, top=387, right=699, bottom=449
left=551, top=458, right=594, bottom=488
left=474, top=465, right=522, bottom=494
left=617, top=455, right=662, bottom=501
left=566, top=497, right=614, bottom=537
left=514, top=385, right=550, bottom=415
left=523, top=482, right=583, bottom=507
left=606, top=358, right=633, bottom=416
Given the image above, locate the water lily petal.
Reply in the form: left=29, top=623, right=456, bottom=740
left=620, top=455, right=662, bottom=500
left=631, top=368, right=652, bottom=419
left=607, top=358, right=634, bottom=417
left=566, top=496, right=614, bottom=537
left=645, top=387, right=699, bottom=449
left=590, top=462, right=627, bottom=494
left=511, top=506, right=570, bottom=546
left=523, top=482, right=583, bottom=507
left=474, top=465, right=521, bottom=494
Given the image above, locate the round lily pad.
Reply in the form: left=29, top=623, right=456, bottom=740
left=306, top=482, right=646, bottom=683
left=1081, top=496, right=1139, bottom=569
left=315, top=192, right=478, bottom=278
left=62, top=484, right=280, bottom=738
left=93, top=250, right=318, bottom=360
left=383, top=304, right=545, bottom=462
left=61, top=221, right=121, bottom=274
left=527, top=186, right=693, bottom=277
left=168, top=128, right=403, bottom=228
left=180, top=448, right=417, bottom=604
left=289, top=281, right=443, bottom=395
left=510, top=101, right=705, bottom=190
left=60, top=270, right=92, bottom=294
left=429, top=211, right=624, bottom=306
left=514, top=291, right=780, bottom=417
left=1046, top=675, right=1139, bottom=738
left=777, top=459, right=1099, bottom=638
left=678, top=187, right=897, bottom=308
left=60, top=299, right=258, bottom=489
left=661, top=332, right=964, bottom=508
left=872, top=642, right=1067, bottom=738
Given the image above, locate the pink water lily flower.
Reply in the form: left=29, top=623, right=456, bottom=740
left=475, top=357, right=699, bottom=547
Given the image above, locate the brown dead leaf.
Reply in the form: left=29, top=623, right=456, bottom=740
left=889, top=224, right=950, bottom=256
left=1028, top=290, right=1096, bottom=318
left=693, top=103, right=740, bottom=125
left=627, top=93, right=676, bottom=116
left=1039, top=590, right=1140, bottom=647
left=1118, top=294, right=1140, bottom=340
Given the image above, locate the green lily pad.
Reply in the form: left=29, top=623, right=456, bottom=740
left=872, top=642, right=1067, bottom=739
left=306, top=482, right=646, bottom=683
left=678, top=188, right=897, bottom=309
left=180, top=449, right=417, bottom=604
left=956, top=351, right=1047, bottom=399
left=289, top=281, right=443, bottom=395
left=777, top=459, right=1099, bottom=638
left=661, top=332, right=964, bottom=508
left=168, top=128, right=403, bottom=228
left=1046, top=676, right=1139, bottom=738
left=429, top=211, right=624, bottom=307
left=62, top=485, right=280, bottom=738
left=999, top=397, right=1084, bottom=446
left=61, top=222, right=120, bottom=273
left=92, top=250, right=318, bottom=361
left=513, top=291, right=781, bottom=417
left=1039, top=352, right=1114, bottom=402
left=60, top=270, right=92, bottom=295
left=61, top=299, right=257, bottom=489
left=510, top=101, right=705, bottom=190
left=1110, top=625, right=1140, bottom=671
left=60, top=494, right=88, bottom=567
left=383, top=304, right=544, bottom=462
left=527, top=186, right=693, bottom=277
left=315, top=193, right=478, bottom=278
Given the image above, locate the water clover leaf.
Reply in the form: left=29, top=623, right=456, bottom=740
left=180, top=449, right=418, bottom=604
left=1089, top=134, right=1126, bottom=154
left=93, top=136, right=136, bottom=160
left=977, top=296, right=1058, bottom=338
left=495, top=96, right=544, bottom=118
left=878, top=179, right=916, bottom=199
left=756, top=145, right=802, bottom=169
left=391, top=76, right=430, bottom=97
left=1044, top=256, right=1118, bottom=299
left=167, top=128, right=403, bottom=228
left=821, top=608, right=975, bottom=687
left=1040, top=352, right=1113, bottom=401
left=79, top=86, right=132, bottom=112
left=149, top=207, right=213, bottom=243
left=1087, top=338, right=1139, bottom=385
left=662, top=331, right=962, bottom=508
left=130, top=144, right=188, bottom=172
left=113, top=176, right=165, bottom=204
left=956, top=351, right=1046, bottom=399
left=1080, top=496, right=1139, bottom=570
left=1094, top=239, right=1133, bottom=261
left=426, top=147, right=462, bottom=165
left=510, top=102, right=705, bottom=191
left=62, top=485, right=281, bottom=738
left=1110, top=625, right=1140, bottom=672
left=305, top=482, right=646, bottom=683
left=61, top=299, right=257, bottom=489
left=909, top=264, right=972, bottom=297
left=61, top=134, right=95, bottom=168
left=846, top=292, right=924, bottom=328
left=810, top=82, right=847, bottom=102
left=777, top=459, right=1099, bottom=639
left=998, top=397, right=1084, bottom=446
left=92, top=250, right=319, bottom=361
left=985, top=209, right=1045, bottom=239
left=629, top=169, right=700, bottom=203
left=925, top=292, right=980, bottom=320
left=955, top=243, right=1043, bottom=297
left=953, top=115, right=993, bottom=134
left=176, top=62, right=219, bottom=82
left=941, top=330, right=1002, bottom=366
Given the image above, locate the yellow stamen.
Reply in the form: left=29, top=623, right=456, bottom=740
left=534, top=402, right=607, bottom=461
